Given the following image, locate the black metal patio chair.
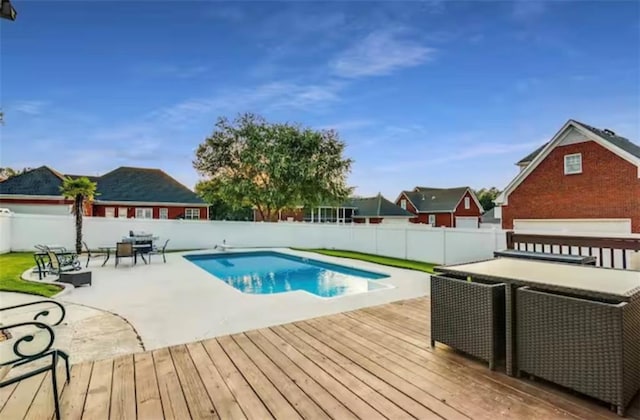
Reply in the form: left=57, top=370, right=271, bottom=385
left=148, top=239, right=170, bottom=263
left=82, top=241, right=108, bottom=268
left=0, top=300, right=71, bottom=420
left=46, top=251, right=81, bottom=274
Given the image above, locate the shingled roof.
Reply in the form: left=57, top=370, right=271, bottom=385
left=0, top=166, right=65, bottom=195
left=401, top=186, right=471, bottom=213
left=96, top=167, right=204, bottom=204
left=517, top=119, right=640, bottom=165
left=350, top=194, right=414, bottom=218
left=0, top=166, right=204, bottom=204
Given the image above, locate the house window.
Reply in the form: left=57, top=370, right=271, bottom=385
left=428, top=214, right=436, bottom=225
left=105, top=207, right=115, bottom=218
left=564, top=153, right=582, bottom=175
left=118, top=208, right=128, bottom=218
left=135, top=208, right=153, bottom=219
left=400, top=199, right=407, bottom=210
left=159, top=208, right=169, bottom=219
left=464, top=197, right=470, bottom=210
left=184, top=208, right=200, bottom=220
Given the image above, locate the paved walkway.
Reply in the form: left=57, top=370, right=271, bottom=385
left=0, top=292, right=143, bottom=365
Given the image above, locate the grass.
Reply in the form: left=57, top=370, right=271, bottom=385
left=294, top=248, right=437, bottom=274
left=0, top=253, right=63, bottom=297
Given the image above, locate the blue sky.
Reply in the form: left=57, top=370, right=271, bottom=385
left=2, top=1, right=639, bottom=198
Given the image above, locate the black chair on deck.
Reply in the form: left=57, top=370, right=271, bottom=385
left=0, top=300, right=71, bottom=420
left=148, top=239, right=170, bottom=263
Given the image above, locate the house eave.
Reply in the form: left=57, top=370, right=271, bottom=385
left=94, top=200, right=208, bottom=207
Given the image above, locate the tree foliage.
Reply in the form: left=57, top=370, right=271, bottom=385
left=195, top=179, right=253, bottom=220
left=60, top=177, right=98, bottom=253
left=0, top=167, right=32, bottom=180
left=193, top=113, right=353, bottom=221
left=475, top=187, right=501, bottom=211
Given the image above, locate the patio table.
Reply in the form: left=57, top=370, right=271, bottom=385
left=493, top=249, right=597, bottom=265
left=98, top=245, right=150, bottom=266
left=435, top=258, right=640, bottom=415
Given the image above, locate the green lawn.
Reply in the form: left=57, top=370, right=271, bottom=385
left=0, top=253, right=63, bottom=297
left=294, top=249, right=437, bottom=274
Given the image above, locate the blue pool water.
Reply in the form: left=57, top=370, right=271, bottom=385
left=184, top=251, right=390, bottom=298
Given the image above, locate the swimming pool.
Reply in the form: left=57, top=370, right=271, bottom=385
left=184, top=251, right=390, bottom=298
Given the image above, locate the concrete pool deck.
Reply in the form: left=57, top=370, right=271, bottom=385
left=56, top=248, right=431, bottom=350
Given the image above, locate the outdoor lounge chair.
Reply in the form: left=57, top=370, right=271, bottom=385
left=82, top=241, right=107, bottom=268
left=148, top=239, right=169, bottom=263
left=47, top=251, right=81, bottom=274
left=0, top=300, right=71, bottom=420
left=33, top=252, right=50, bottom=280
left=115, top=242, right=135, bottom=267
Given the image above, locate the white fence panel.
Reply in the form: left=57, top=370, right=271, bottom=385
left=406, top=228, right=445, bottom=264
left=5, top=214, right=511, bottom=265
left=0, top=214, right=12, bottom=254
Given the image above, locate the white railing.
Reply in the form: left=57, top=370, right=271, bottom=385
left=2, top=213, right=507, bottom=265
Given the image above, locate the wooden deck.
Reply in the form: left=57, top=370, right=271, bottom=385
left=1, top=297, right=639, bottom=419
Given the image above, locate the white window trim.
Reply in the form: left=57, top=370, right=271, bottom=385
left=564, top=153, right=582, bottom=175
left=135, top=208, right=153, bottom=219
left=184, top=208, right=200, bottom=220
left=400, top=199, right=407, bottom=210
left=118, top=207, right=128, bottom=218
left=159, top=208, right=169, bottom=219
left=464, top=197, right=470, bottom=209
left=428, top=214, right=436, bottom=225
left=105, top=207, right=115, bottom=218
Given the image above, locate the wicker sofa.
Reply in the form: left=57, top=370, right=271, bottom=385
left=516, top=287, right=640, bottom=416
left=430, top=275, right=506, bottom=370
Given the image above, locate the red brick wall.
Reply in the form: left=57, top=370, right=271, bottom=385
left=253, top=208, right=304, bottom=222
left=0, top=197, right=91, bottom=214
left=93, top=205, right=207, bottom=220
left=501, top=140, right=640, bottom=232
left=353, top=217, right=383, bottom=224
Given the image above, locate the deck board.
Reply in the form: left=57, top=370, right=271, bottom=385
left=4, top=297, right=639, bottom=419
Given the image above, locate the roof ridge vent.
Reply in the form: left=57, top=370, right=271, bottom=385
left=603, top=128, right=616, bottom=136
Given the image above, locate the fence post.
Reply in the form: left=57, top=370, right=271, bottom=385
left=506, top=230, right=514, bottom=249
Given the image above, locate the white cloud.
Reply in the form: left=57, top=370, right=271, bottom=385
left=331, top=29, right=435, bottom=78
left=11, top=100, right=48, bottom=115
left=154, top=80, right=344, bottom=124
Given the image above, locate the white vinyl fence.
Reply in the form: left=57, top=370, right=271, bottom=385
left=1, top=214, right=508, bottom=265
left=0, top=214, right=11, bottom=254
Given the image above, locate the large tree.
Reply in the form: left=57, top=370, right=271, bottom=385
left=195, top=178, right=253, bottom=221
left=194, top=113, right=353, bottom=221
left=475, top=187, right=501, bottom=211
left=60, top=177, right=98, bottom=253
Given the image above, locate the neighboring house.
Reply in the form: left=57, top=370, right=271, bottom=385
left=350, top=194, right=414, bottom=224
left=395, top=186, right=483, bottom=228
left=253, top=194, right=413, bottom=224
left=495, top=119, right=640, bottom=234
left=480, top=207, right=501, bottom=228
left=0, top=166, right=208, bottom=220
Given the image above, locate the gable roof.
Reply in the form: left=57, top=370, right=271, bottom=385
left=0, top=166, right=65, bottom=196
left=481, top=207, right=500, bottom=224
left=0, top=165, right=204, bottom=205
left=496, top=119, right=640, bottom=205
left=95, top=167, right=204, bottom=204
left=350, top=194, right=413, bottom=218
left=399, top=186, right=481, bottom=213
left=516, top=120, right=640, bottom=165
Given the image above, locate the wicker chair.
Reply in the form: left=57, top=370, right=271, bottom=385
left=516, top=287, right=640, bottom=416
left=430, top=275, right=506, bottom=370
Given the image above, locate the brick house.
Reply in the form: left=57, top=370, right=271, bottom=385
left=495, top=119, right=640, bottom=233
left=0, top=166, right=208, bottom=220
left=253, top=194, right=412, bottom=224
left=395, top=186, right=483, bottom=228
